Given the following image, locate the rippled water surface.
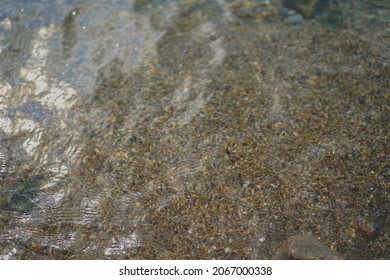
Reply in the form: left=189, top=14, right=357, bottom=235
left=0, top=0, right=389, bottom=259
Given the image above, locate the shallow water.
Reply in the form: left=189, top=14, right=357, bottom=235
left=0, top=0, right=389, bottom=259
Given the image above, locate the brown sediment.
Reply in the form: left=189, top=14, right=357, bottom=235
left=0, top=0, right=388, bottom=259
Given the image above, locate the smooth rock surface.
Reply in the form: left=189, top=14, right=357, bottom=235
left=275, top=234, right=344, bottom=260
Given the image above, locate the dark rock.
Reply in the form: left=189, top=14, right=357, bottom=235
left=356, top=219, right=379, bottom=240
left=315, top=10, right=344, bottom=29
left=275, top=234, right=343, bottom=260
left=0, top=178, right=41, bottom=213
left=282, top=0, right=331, bottom=18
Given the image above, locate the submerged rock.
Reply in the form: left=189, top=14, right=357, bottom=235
left=0, top=179, right=40, bottom=213
left=283, top=12, right=304, bottom=25
left=282, top=0, right=331, bottom=18
left=275, top=234, right=344, bottom=260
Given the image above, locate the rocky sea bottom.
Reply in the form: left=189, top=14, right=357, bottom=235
left=0, top=0, right=389, bottom=259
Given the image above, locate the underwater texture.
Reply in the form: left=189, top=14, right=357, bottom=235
left=0, top=0, right=389, bottom=259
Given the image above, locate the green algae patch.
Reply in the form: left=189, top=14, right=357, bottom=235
left=1, top=180, right=40, bottom=213
left=370, top=0, right=390, bottom=8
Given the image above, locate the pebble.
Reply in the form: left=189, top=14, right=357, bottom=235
left=283, top=13, right=304, bottom=25
left=224, top=247, right=232, bottom=254
left=357, top=220, right=377, bottom=240
left=275, top=234, right=344, bottom=260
